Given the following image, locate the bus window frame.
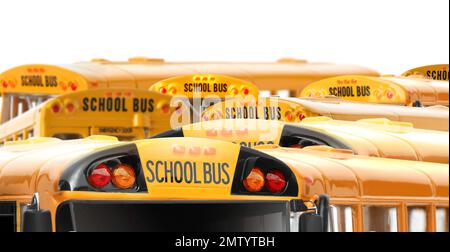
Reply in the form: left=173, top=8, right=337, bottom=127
left=406, top=205, right=430, bottom=232
left=362, top=204, right=400, bottom=232
left=328, top=204, right=355, bottom=232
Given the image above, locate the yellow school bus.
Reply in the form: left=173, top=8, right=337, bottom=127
left=299, top=75, right=449, bottom=107
left=154, top=118, right=449, bottom=164
left=0, top=88, right=176, bottom=144
left=202, top=96, right=449, bottom=131
left=0, top=136, right=301, bottom=232
left=0, top=57, right=379, bottom=105
left=0, top=136, right=447, bottom=232
left=149, top=74, right=260, bottom=125
left=402, top=64, right=449, bottom=81
left=258, top=146, right=448, bottom=232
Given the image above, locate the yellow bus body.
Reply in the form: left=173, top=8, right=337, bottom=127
left=202, top=96, right=449, bottom=131
left=299, top=75, right=449, bottom=107
left=155, top=118, right=449, bottom=163
left=0, top=136, right=447, bottom=232
left=0, top=136, right=299, bottom=232
left=0, top=58, right=379, bottom=97
left=258, top=146, right=448, bottom=232
left=0, top=88, right=175, bottom=144
left=402, top=64, right=449, bottom=81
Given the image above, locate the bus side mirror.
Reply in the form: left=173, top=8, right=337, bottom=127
left=22, top=209, right=52, bottom=232
left=299, top=213, right=323, bottom=232
left=295, top=194, right=330, bottom=232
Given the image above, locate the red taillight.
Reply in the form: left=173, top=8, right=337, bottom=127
left=51, top=103, right=61, bottom=113
left=162, top=104, right=170, bottom=114
left=88, top=163, right=112, bottom=188
left=243, top=167, right=265, bottom=192
left=160, top=87, right=168, bottom=94
left=242, top=87, right=250, bottom=95
left=298, top=113, right=306, bottom=121
left=265, top=170, right=286, bottom=193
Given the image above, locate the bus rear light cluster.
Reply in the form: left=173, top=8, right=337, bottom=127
left=87, top=163, right=136, bottom=190
left=243, top=167, right=287, bottom=193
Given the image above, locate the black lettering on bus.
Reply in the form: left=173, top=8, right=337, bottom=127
left=203, top=163, right=212, bottom=184
left=90, top=98, right=97, bottom=111
left=221, top=163, right=230, bottom=184
left=173, top=161, right=183, bottom=183
left=82, top=98, right=89, bottom=111
left=45, top=76, right=58, bottom=87
left=146, top=160, right=155, bottom=183
left=155, top=161, right=165, bottom=183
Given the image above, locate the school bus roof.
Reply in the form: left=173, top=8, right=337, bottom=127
left=157, top=118, right=448, bottom=163
left=259, top=146, right=448, bottom=200
left=401, top=64, right=449, bottom=81
left=0, top=58, right=379, bottom=95
left=299, top=75, right=449, bottom=106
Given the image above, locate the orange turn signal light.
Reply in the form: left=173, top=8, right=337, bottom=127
left=111, top=164, right=136, bottom=189
left=243, top=167, right=265, bottom=192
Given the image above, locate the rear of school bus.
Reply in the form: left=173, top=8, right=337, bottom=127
left=0, top=136, right=309, bottom=232
left=299, top=75, right=449, bottom=107
left=4, top=88, right=176, bottom=141
left=402, top=64, right=449, bottom=81
left=201, top=96, right=450, bottom=131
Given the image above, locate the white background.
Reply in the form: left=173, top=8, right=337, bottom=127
left=0, top=0, right=448, bottom=74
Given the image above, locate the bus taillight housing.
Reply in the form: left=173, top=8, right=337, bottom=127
left=59, top=144, right=148, bottom=193
left=232, top=147, right=298, bottom=197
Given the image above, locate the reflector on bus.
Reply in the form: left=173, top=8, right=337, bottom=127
left=401, top=64, right=449, bottom=81
left=299, top=75, right=449, bottom=107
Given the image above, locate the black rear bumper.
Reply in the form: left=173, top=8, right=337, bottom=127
left=56, top=200, right=290, bottom=232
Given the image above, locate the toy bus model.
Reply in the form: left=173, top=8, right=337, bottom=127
left=402, top=64, right=449, bottom=81
left=0, top=136, right=447, bottom=232
left=202, top=95, right=449, bottom=131
left=299, top=75, right=449, bottom=107
left=0, top=88, right=175, bottom=145
left=153, top=118, right=449, bottom=164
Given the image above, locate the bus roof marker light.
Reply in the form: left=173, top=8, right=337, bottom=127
left=189, top=146, right=202, bottom=155
left=204, top=147, right=216, bottom=156
left=160, top=87, right=168, bottom=94
left=172, top=144, right=186, bottom=154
